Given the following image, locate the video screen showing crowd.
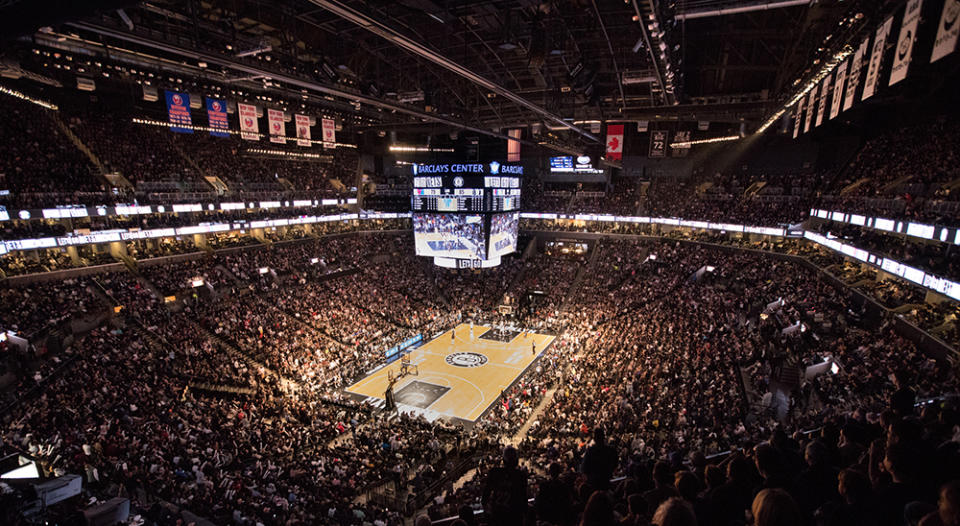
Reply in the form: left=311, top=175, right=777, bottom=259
left=413, top=213, right=487, bottom=260
left=489, top=212, right=519, bottom=258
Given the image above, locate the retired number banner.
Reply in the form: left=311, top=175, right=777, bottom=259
left=815, top=74, right=830, bottom=127
left=792, top=97, right=804, bottom=139
left=844, top=38, right=870, bottom=111
left=268, top=109, right=286, bottom=144
left=931, top=0, right=960, bottom=62
left=829, top=61, right=847, bottom=120
left=238, top=103, right=259, bottom=141
left=803, top=85, right=817, bottom=133
left=889, top=0, right=923, bottom=86
left=322, top=118, right=336, bottom=147
left=649, top=130, right=666, bottom=158
left=862, top=17, right=894, bottom=100
left=295, top=114, right=312, bottom=147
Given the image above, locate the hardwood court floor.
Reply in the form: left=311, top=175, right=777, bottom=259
left=345, top=323, right=555, bottom=422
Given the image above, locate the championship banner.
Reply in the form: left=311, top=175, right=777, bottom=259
left=698, top=121, right=710, bottom=131
left=931, top=0, right=960, bottom=62
left=829, top=60, right=847, bottom=120
left=205, top=97, right=229, bottom=138
left=803, top=85, right=817, bottom=133
left=672, top=131, right=690, bottom=157
left=649, top=130, right=667, bottom=158
left=889, top=0, right=923, bottom=86
left=862, top=16, right=894, bottom=100
left=268, top=109, right=286, bottom=144
left=844, top=38, right=870, bottom=111
left=792, top=98, right=804, bottom=139
left=295, top=114, right=312, bottom=147
left=815, top=74, right=831, bottom=127
left=507, top=128, right=521, bottom=162
left=637, top=120, right=649, bottom=133
left=606, top=124, right=624, bottom=161
left=165, top=91, right=192, bottom=134
left=238, top=103, right=259, bottom=141
left=322, top=118, right=336, bottom=147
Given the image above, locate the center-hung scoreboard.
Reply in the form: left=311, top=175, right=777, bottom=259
left=411, top=161, right=523, bottom=268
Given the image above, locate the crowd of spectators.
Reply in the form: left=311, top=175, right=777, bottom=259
left=2, top=208, right=959, bottom=526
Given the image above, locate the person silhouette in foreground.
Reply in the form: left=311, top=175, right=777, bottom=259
left=582, top=426, right=619, bottom=491
left=482, top=446, right=528, bottom=526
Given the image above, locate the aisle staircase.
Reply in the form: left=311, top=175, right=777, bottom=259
left=50, top=113, right=121, bottom=189
left=170, top=140, right=223, bottom=192
left=560, top=240, right=602, bottom=312
left=51, top=113, right=102, bottom=170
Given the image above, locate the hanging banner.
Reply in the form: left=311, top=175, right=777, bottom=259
left=649, top=130, right=666, bottom=158
left=697, top=121, right=710, bottom=131
left=268, top=109, right=286, bottom=144
left=931, top=0, right=960, bottom=62
left=803, top=85, right=817, bottom=133
left=165, top=91, right=192, bottom=134
left=890, top=0, right=924, bottom=86
left=637, top=120, right=649, bottom=133
left=829, top=61, right=847, bottom=119
left=606, top=124, right=624, bottom=161
left=792, top=97, right=804, bottom=139
left=844, top=38, right=870, bottom=111
left=238, top=103, right=259, bottom=141
left=205, top=97, right=229, bottom=138
left=322, top=118, right=336, bottom=147
left=815, top=74, right=831, bottom=127
left=295, top=114, right=312, bottom=147
left=507, top=128, right=522, bottom=162
left=862, top=17, right=894, bottom=100
left=672, top=131, right=690, bottom=157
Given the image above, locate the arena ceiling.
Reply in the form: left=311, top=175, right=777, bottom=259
left=1, top=0, right=895, bottom=142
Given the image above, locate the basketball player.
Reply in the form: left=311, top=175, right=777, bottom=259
left=531, top=340, right=536, bottom=355
left=451, top=329, right=456, bottom=343
left=469, top=320, right=475, bottom=340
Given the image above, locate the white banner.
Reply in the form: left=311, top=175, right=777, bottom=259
left=862, top=17, right=894, bottom=100
left=804, top=84, right=817, bottom=133
left=931, top=0, right=960, bottom=62
left=295, top=114, right=312, bottom=147
left=321, top=118, right=336, bottom=147
left=889, top=0, right=924, bottom=86
left=238, top=103, right=259, bottom=141
left=268, top=108, right=286, bottom=144
left=697, top=121, right=710, bottom=131
left=844, top=38, right=870, bottom=111
left=815, top=74, right=831, bottom=127
left=793, top=97, right=804, bottom=138
left=830, top=60, right=848, bottom=119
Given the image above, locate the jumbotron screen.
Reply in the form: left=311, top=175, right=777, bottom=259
left=410, top=161, right=522, bottom=267
left=488, top=212, right=519, bottom=258
left=413, top=213, right=487, bottom=260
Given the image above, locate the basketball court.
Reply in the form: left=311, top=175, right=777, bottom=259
left=345, top=323, right=555, bottom=424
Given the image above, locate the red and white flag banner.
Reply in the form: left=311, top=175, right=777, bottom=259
left=606, top=124, right=624, bottom=161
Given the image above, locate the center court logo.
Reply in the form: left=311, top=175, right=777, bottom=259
left=445, top=352, right=488, bottom=368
